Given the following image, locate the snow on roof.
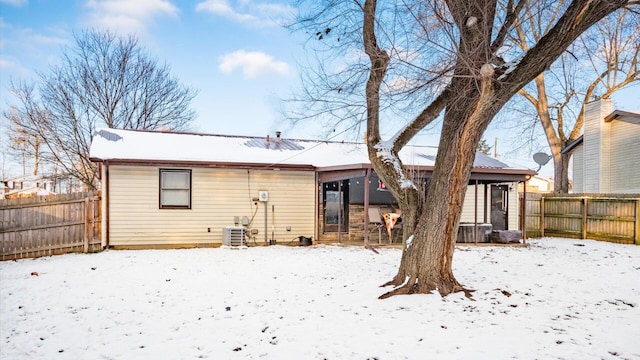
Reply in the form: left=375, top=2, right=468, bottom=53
left=89, top=128, right=528, bottom=171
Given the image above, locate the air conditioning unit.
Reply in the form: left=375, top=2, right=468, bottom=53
left=222, top=226, right=246, bottom=246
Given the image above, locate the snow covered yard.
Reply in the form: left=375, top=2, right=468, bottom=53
left=1, top=238, right=639, bottom=359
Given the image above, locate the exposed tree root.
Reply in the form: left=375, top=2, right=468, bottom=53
left=378, top=283, right=415, bottom=299
left=379, top=276, right=474, bottom=299
left=380, top=271, right=408, bottom=288
left=364, top=244, right=380, bottom=254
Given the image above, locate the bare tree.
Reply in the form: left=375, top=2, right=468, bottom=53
left=512, top=5, right=639, bottom=192
left=5, top=30, right=198, bottom=189
left=294, top=0, right=630, bottom=298
left=4, top=102, right=44, bottom=177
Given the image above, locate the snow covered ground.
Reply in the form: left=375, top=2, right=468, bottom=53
left=1, top=237, right=639, bottom=359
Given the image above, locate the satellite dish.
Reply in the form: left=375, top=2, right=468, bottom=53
left=532, top=152, right=552, bottom=173
left=533, top=152, right=551, bottom=166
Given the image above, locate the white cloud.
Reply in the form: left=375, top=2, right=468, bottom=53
left=84, top=0, right=179, bottom=36
left=195, top=0, right=256, bottom=23
left=195, top=0, right=294, bottom=27
left=30, top=33, right=69, bottom=46
left=0, top=56, right=31, bottom=77
left=218, top=50, right=290, bottom=78
left=0, top=23, right=69, bottom=58
left=0, top=57, right=14, bottom=68
left=0, top=0, right=27, bottom=6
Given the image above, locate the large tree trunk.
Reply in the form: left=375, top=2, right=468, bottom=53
left=379, top=57, right=497, bottom=295
left=380, top=107, right=491, bottom=298
left=371, top=0, right=500, bottom=298
left=552, top=151, right=571, bottom=193
left=357, top=0, right=626, bottom=299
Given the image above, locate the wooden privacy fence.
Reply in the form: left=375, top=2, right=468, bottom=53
left=521, top=193, right=640, bottom=245
left=0, top=191, right=102, bottom=260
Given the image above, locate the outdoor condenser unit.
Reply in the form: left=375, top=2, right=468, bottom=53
left=222, top=226, right=246, bottom=246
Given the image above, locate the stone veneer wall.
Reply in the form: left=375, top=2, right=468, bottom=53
left=316, top=204, right=403, bottom=244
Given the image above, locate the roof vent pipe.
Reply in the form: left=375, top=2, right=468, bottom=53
left=266, top=134, right=270, bottom=148
left=276, top=131, right=281, bottom=143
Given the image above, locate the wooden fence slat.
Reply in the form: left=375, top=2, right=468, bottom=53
left=84, top=197, right=89, bottom=253
left=1, top=191, right=102, bottom=261
left=582, top=198, right=587, bottom=239
left=635, top=200, right=639, bottom=245
left=540, top=197, right=545, bottom=237
left=1, top=240, right=100, bottom=257
left=0, top=220, right=88, bottom=234
left=522, top=194, right=640, bottom=245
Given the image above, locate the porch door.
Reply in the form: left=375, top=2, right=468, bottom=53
left=490, top=185, right=509, bottom=230
left=323, top=180, right=349, bottom=233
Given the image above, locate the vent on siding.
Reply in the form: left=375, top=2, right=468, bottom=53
left=222, top=227, right=246, bottom=246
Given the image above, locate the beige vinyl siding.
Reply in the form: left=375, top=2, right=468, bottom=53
left=610, top=116, right=640, bottom=193
left=507, top=184, right=518, bottom=229
left=107, top=165, right=316, bottom=246
left=572, top=144, right=584, bottom=193
left=460, top=185, right=489, bottom=224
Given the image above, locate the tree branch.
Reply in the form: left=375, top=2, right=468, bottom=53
left=502, top=0, right=629, bottom=97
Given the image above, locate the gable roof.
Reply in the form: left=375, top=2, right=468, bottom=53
left=604, top=110, right=640, bottom=122
left=562, top=135, right=584, bottom=155
left=89, top=128, right=533, bottom=176
left=562, top=108, right=640, bottom=156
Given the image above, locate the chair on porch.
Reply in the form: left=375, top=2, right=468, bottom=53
left=368, top=206, right=395, bottom=244
left=367, top=207, right=384, bottom=244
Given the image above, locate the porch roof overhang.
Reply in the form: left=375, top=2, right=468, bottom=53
left=316, top=163, right=534, bottom=184
left=562, top=136, right=583, bottom=155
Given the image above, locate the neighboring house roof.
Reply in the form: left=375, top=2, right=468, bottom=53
left=562, top=135, right=583, bottom=155
left=604, top=110, right=640, bottom=122
left=89, top=128, right=533, bottom=176
left=562, top=110, right=640, bottom=156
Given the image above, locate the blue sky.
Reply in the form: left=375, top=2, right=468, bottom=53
left=0, top=0, right=638, bottom=177
left=0, top=0, right=310, bottom=138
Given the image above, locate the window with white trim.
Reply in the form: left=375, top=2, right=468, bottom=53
left=159, top=169, right=191, bottom=209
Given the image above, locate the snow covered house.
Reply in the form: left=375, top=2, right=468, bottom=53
left=563, top=99, right=640, bottom=194
left=89, top=128, right=534, bottom=249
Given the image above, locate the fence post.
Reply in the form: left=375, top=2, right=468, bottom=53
left=633, top=199, right=640, bottom=245
left=540, top=197, right=545, bottom=237
left=91, top=195, right=96, bottom=251
left=84, top=196, right=90, bottom=253
left=582, top=198, right=588, bottom=240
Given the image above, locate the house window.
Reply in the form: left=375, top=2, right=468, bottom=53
left=160, top=169, right=191, bottom=209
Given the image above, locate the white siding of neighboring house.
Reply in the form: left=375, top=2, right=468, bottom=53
left=582, top=99, right=613, bottom=193
left=460, top=182, right=519, bottom=230
left=572, top=144, right=584, bottom=193
left=461, top=185, right=489, bottom=224
left=609, top=115, right=640, bottom=193
left=103, top=165, right=316, bottom=247
left=525, top=175, right=554, bottom=193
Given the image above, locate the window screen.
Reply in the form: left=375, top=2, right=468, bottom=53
left=160, top=169, right=191, bottom=209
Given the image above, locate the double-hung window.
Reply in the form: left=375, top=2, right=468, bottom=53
left=159, top=169, right=191, bottom=209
